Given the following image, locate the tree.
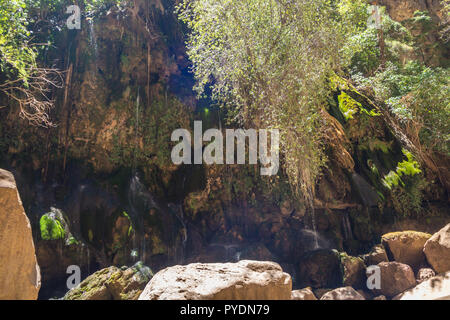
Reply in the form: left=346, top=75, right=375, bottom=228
left=0, top=0, right=63, bottom=126
left=178, top=0, right=353, bottom=201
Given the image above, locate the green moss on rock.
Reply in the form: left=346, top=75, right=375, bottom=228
left=64, top=263, right=152, bottom=300
left=40, top=214, right=65, bottom=240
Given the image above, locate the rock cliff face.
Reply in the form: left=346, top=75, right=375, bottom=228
left=0, top=0, right=448, bottom=298
left=0, top=169, right=41, bottom=299
left=377, top=0, right=444, bottom=21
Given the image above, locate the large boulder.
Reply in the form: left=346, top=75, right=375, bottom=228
left=291, top=287, right=317, bottom=300
left=0, top=169, right=41, bottom=300
left=423, top=224, right=450, bottom=274
left=373, top=262, right=416, bottom=297
left=64, top=263, right=152, bottom=300
left=297, top=249, right=342, bottom=288
left=138, top=260, right=292, bottom=300
left=381, top=231, right=431, bottom=270
left=393, top=271, right=450, bottom=300
left=340, top=253, right=366, bottom=289
left=320, top=287, right=365, bottom=300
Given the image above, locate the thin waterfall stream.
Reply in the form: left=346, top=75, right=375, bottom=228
left=88, top=19, right=98, bottom=69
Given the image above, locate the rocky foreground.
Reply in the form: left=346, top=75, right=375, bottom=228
left=63, top=223, right=450, bottom=300
left=0, top=167, right=448, bottom=300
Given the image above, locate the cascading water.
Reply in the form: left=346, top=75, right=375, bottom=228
left=127, top=87, right=149, bottom=263
left=310, top=207, right=319, bottom=250
left=168, top=203, right=188, bottom=264
left=168, top=203, right=187, bottom=250
left=87, top=246, right=91, bottom=275
left=350, top=172, right=380, bottom=207
left=209, top=243, right=241, bottom=262
left=342, top=211, right=354, bottom=240
left=133, top=88, right=141, bottom=170
left=305, top=194, right=320, bottom=250
left=88, top=19, right=98, bottom=68
left=128, top=172, right=157, bottom=264
left=234, top=251, right=242, bottom=262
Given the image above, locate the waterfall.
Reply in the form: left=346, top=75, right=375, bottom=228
left=350, top=172, right=380, bottom=207
left=136, top=87, right=140, bottom=129
left=141, top=237, right=146, bottom=267
left=88, top=19, right=98, bottom=66
left=305, top=192, right=319, bottom=250
left=234, top=251, right=242, bottom=262
left=209, top=243, right=241, bottom=262
left=87, top=246, right=90, bottom=275
left=168, top=203, right=188, bottom=263
left=132, top=88, right=141, bottom=170
left=128, top=172, right=160, bottom=264
left=310, top=207, right=319, bottom=250
left=342, top=211, right=354, bottom=240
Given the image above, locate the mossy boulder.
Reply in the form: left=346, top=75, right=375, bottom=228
left=64, top=263, right=152, bottom=300
left=382, top=231, right=431, bottom=270
left=297, top=249, right=342, bottom=289
left=339, top=253, right=366, bottom=289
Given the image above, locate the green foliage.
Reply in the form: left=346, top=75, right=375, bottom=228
left=40, top=213, right=65, bottom=240
left=0, top=0, right=36, bottom=83
left=88, top=229, right=94, bottom=242
left=178, top=0, right=356, bottom=200
left=346, top=28, right=380, bottom=75
left=85, top=0, right=122, bottom=14
left=338, top=90, right=381, bottom=121
left=343, top=4, right=415, bottom=75
left=348, top=6, right=449, bottom=156
left=395, top=67, right=449, bottom=155
left=382, top=149, right=422, bottom=189
left=382, top=149, right=426, bottom=216
left=122, top=211, right=134, bottom=237
left=360, top=138, right=392, bottom=154
left=66, top=236, right=79, bottom=245
left=338, top=92, right=361, bottom=120
left=357, top=61, right=449, bottom=155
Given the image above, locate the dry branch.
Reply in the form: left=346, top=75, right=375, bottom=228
left=0, top=65, right=64, bottom=127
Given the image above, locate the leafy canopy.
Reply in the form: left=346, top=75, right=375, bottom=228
left=0, top=0, right=36, bottom=83
left=178, top=0, right=354, bottom=199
